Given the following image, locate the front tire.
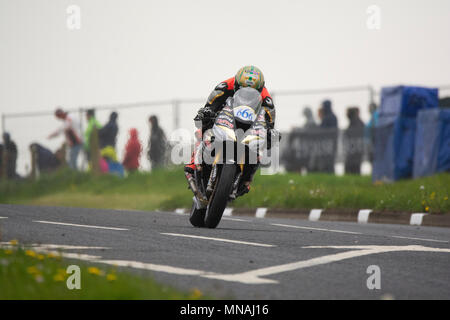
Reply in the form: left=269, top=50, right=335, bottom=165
left=204, top=164, right=236, bottom=228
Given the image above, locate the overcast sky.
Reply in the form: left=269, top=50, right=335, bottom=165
left=1, top=0, right=450, bottom=174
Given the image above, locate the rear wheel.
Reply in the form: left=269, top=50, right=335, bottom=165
left=189, top=202, right=206, bottom=227
left=204, top=164, right=236, bottom=228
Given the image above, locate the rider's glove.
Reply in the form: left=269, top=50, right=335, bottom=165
left=194, top=107, right=216, bottom=126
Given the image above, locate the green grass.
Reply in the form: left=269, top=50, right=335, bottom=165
left=0, top=243, right=208, bottom=299
left=0, top=167, right=449, bottom=213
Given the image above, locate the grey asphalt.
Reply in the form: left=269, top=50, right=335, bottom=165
left=0, top=204, right=449, bottom=299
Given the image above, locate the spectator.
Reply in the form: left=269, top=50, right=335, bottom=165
left=99, top=111, right=119, bottom=150
left=147, top=115, right=167, bottom=170
left=84, top=109, right=102, bottom=159
left=29, top=143, right=64, bottom=173
left=344, top=107, right=365, bottom=174
left=302, top=107, right=317, bottom=130
left=2, top=132, right=18, bottom=179
left=365, top=102, right=379, bottom=163
left=317, top=99, right=338, bottom=173
left=48, top=108, right=83, bottom=170
left=319, top=99, right=338, bottom=129
left=122, top=128, right=142, bottom=173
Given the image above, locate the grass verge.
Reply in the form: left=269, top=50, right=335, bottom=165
left=0, top=167, right=448, bottom=213
left=0, top=242, right=207, bottom=299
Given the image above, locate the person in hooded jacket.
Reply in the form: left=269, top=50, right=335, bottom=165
left=344, top=107, right=365, bottom=174
left=99, top=112, right=119, bottom=150
left=147, top=115, right=167, bottom=170
left=318, top=100, right=338, bottom=173
left=122, top=128, right=142, bottom=172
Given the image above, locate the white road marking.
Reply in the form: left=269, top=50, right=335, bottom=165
left=3, top=242, right=448, bottom=285
left=390, top=236, right=449, bottom=243
left=255, top=208, right=267, bottom=218
left=0, top=217, right=8, bottom=219
left=160, top=232, right=275, bottom=247
left=308, top=209, right=322, bottom=221
left=204, top=245, right=450, bottom=284
left=222, top=217, right=247, bottom=222
left=223, top=208, right=233, bottom=217
left=357, top=209, right=372, bottom=224
left=33, top=220, right=128, bottom=231
left=175, top=208, right=186, bottom=214
left=271, top=223, right=362, bottom=235
left=410, top=213, right=427, bottom=226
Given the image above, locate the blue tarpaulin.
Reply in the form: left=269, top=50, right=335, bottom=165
left=372, top=86, right=438, bottom=182
left=413, top=108, right=450, bottom=178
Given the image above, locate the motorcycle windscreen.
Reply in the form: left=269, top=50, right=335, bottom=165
left=232, top=87, right=262, bottom=124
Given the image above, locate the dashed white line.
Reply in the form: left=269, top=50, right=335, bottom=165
left=0, top=217, right=8, bottom=219
left=161, top=232, right=275, bottom=247
left=222, top=217, right=248, bottom=222
left=271, top=223, right=362, bottom=235
left=390, top=236, right=449, bottom=243
left=33, top=220, right=128, bottom=231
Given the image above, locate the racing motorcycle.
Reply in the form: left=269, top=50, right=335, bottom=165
left=185, top=87, right=268, bottom=228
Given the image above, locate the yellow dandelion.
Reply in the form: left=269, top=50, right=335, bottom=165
left=189, top=288, right=203, bottom=299
left=444, top=196, right=448, bottom=201
left=4, top=249, right=13, bottom=255
left=421, top=200, right=426, bottom=205
left=57, top=268, right=66, bottom=275
left=425, top=206, right=430, bottom=212
left=26, top=266, right=40, bottom=275
left=106, top=273, right=117, bottom=281
left=53, top=274, right=65, bottom=282
left=25, top=250, right=37, bottom=258
left=37, top=254, right=45, bottom=260
left=88, top=267, right=103, bottom=276
left=430, top=192, right=436, bottom=200
left=46, top=252, right=58, bottom=259
left=9, top=240, right=18, bottom=246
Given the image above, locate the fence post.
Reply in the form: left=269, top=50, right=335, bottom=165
left=30, top=144, right=38, bottom=181
left=89, top=126, right=101, bottom=175
left=368, top=85, right=375, bottom=105
left=173, top=100, right=180, bottom=131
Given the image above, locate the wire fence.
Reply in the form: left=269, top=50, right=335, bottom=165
left=1, top=84, right=449, bottom=177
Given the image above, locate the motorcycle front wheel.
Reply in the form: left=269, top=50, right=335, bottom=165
left=204, top=164, right=236, bottom=228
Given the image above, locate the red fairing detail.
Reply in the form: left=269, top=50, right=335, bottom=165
left=260, top=87, right=272, bottom=100
left=225, top=77, right=235, bottom=90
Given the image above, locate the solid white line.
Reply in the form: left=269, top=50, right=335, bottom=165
left=308, top=209, right=322, bottom=221
left=357, top=209, right=372, bottom=224
left=271, top=223, right=362, bottom=235
left=161, top=232, right=275, bottom=247
left=0, top=217, right=8, bottom=219
left=204, top=245, right=450, bottom=284
left=410, top=213, right=427, bottom=226
left=255, top=208, right=267, bottom=218
left=33, top=220, right=128, bottom=231
left=390, top=236, right=449, bottom=243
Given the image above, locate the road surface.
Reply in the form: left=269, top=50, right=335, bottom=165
left=0, top=204, right=449, bottom=299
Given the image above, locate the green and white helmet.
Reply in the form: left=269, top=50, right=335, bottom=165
left=235, top=65, right=265, bottom=91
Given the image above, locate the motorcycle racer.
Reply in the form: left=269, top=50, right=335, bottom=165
left=185, top=65, right=277, bottom=196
